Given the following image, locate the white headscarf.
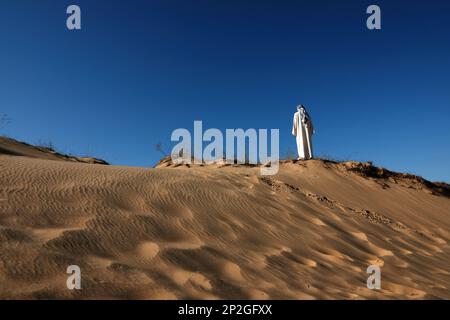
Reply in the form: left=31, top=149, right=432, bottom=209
left=297, top=105, right=311, bottom=123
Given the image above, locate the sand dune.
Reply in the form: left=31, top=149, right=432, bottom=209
left=0, top=137, right=449, bottom=299
left=0, top=137, right=108, bottom=165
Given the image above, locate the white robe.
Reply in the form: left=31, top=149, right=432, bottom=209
left=292, top=110, right=314, bottom=159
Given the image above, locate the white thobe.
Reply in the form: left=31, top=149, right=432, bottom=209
left=292, top=111, right=314, bottom=159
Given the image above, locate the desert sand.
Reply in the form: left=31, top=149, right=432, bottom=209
left=0, top=137, right=449, bottom=299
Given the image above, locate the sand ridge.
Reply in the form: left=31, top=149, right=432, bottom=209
left=0, top=142, right=449, bottom=299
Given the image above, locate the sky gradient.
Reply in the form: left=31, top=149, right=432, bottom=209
left=1, top=0, right=449, bottom=182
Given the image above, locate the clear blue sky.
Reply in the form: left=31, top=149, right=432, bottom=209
left=1, top=0, right=449, bottom=182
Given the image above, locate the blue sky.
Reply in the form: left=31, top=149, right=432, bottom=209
left=0, top=0, right=449, bottom=182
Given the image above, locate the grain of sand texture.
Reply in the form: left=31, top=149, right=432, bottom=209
left=0, top=137, right=449, bottom=299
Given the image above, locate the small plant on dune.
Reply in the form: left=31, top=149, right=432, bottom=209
left=155, top=142, right=168, bottom=157
left=37, top=140, right=56, bottom=152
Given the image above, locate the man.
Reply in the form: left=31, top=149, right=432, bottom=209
left=292, top=104, right=314, bottom=160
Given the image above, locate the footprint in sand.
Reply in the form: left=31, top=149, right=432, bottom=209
left=172, top=270, right=212, bottom=290
left=351, top=232, right=369, bottom=241
left=136, top=242, right=160, bottom=261
left=221, top=261, right=245, bottom=283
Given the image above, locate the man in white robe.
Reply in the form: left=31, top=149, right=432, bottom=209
left=292, top=105, right=314, bottom=160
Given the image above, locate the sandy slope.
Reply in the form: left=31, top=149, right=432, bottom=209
left=0, top=140, right=449, bottom=299
left=0, top=137, right=108, bottom=165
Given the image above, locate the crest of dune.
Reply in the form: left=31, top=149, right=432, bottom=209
left=0, top=137, right=449, bottom=299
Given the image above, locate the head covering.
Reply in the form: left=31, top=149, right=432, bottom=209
left=297, top=104, right=310, bottom=124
